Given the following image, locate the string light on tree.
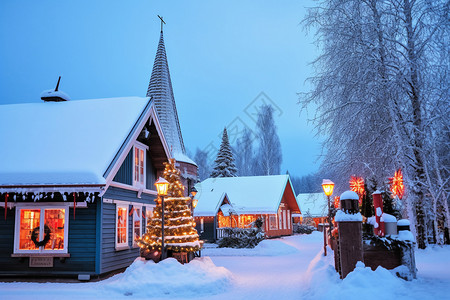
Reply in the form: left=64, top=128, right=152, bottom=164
left=137, top=158, right=202, bottom=262
left=389, top=169, right=404, bottom=199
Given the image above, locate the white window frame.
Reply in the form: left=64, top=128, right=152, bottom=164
left=14, top=204, right=69, bottom=254
left=132, top=142, right=148, bottom=189
left=287, top=210, right=291, bottom=229
left=278, top=209, right=282, bottom=229
left=115, top=204, right=129, bottom=250
left=132, top=204, right=142, bottom=248
left=283, top=210, right=287, bottom=230
left=144, top=204, right=155, bottom=233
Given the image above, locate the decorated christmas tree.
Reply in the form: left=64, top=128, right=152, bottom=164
left=211, top=128, right=237, bottom=177
left=137, top=158, right=201, bottom=259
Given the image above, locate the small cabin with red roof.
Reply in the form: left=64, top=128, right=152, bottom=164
left=193, top=175, right=300, bottom=241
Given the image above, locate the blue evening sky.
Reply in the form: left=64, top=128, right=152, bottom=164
left=0, top=0, right=322, bottom=177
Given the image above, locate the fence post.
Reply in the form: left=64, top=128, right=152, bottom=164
left=336, top=191, right=363, bottom=279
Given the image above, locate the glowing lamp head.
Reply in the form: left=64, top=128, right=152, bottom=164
left=192, top=198, right=198, bottom=208
left=155, top=177, right=169, bottom=196
left=322, top=179, right=335, bottom=197
left=190, top=187, right=198, bottom=198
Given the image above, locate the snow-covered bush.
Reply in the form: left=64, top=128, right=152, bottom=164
left=217, top=227, right=265, bottom=248
left=293, top=224, right=316, bottom=234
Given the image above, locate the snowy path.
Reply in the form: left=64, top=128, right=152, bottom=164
left=200, top=235, right=319, bottom=300
left=0, top=232, right=449, bottom=300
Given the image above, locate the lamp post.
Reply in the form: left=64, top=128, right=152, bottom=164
left=322, top=179, right=335, bottom=256
left=155, top=177, right=169, bottom=260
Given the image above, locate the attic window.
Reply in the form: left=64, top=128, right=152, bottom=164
left=133, top=142, right=148, bottom=188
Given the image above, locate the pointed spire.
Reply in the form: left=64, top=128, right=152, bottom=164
left=146, top=30, right=186, bottom=155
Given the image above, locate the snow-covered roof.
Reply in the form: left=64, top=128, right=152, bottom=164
left=173, top=151, right=197, bottom=166
left=219, top=204, right=236, bottom=216
left=340, top=190, right=359, bottom=200
left=40, top=89, right=71, bottom=101
left=194, top=175, right=298, bottom=217
left=296, top=193, right=328, bottom=218
left=0, top=97, right=151, bottom=186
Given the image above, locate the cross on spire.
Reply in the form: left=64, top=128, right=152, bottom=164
left=158, top=15, right=166, bottom=32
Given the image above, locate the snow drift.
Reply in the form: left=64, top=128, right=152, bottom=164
left=104, top=257, right=233, bottom=297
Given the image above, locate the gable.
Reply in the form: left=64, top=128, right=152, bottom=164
left=279, top=181, right=300, bottom=214
left=111, top=119, right=167, bottom=188
left=103, top=105, right=172, bottom=194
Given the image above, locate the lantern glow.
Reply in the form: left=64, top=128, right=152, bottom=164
left=349, top=176, right=365, bottom=203
left=155, top=177, right=169, bottom=196
left=322, top=179, right=335, bottom=197
left=389, top=169, right=404, bottom=199
left=192, top=198, right=198, bottom=208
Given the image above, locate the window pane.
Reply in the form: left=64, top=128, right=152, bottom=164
left=134, top=208, right=141, bottom=240
left=134, top=148, right=139, bottom=181
left=117, top=207, right=127, bottom=244
left=19, top=209, right=40, bottom=250
left=140, top=149, right=144, bottom=166
left=44, top=209, right=65, bottom=250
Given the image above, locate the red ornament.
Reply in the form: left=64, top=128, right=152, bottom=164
left=349, top=176, right=365, bottom=203
left=389, top=169, right=404, bottom=199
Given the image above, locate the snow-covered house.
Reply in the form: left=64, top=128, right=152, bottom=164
left=193, top=175, right=300, bottom=241
left=0, top=29, right=196, bottom=278
left=296, top=193, right=328, bottom=227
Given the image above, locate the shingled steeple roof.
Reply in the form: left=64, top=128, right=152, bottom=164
left=146, top=31, right=185, bottom=155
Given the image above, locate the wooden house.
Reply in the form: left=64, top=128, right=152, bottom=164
left=193, top=175, right=300, bottom=241
left=0, top=30, right=197, bottom=279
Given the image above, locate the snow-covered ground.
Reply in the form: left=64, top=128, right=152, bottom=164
left=1, top=232, right=449, bottom=300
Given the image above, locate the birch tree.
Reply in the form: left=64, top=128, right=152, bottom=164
left=301, top=0, right=449, bottom=247
left=255, top=105, right=282, bottom=175
left=234, top=128, right=256, bottom=176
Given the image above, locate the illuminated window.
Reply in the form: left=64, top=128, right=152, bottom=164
left=116, top=205, right=128, bottom=249
left=132, top=206, right=141, bottom=247
left=133, top=144, right=146, bottom=188
left=269, top=215, right=277, bottom=230
left=14, top=206, right=68, bottom=254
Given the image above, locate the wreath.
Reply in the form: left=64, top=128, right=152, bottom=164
left=31, top=225, right=51, bottom=247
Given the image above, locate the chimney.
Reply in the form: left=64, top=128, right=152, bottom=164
left=41, top=76, right=71, bottom=102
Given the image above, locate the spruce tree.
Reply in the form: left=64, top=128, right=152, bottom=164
left=211, top=128, right=237, bottom=177
left=137, top=159, right=201, bottom=258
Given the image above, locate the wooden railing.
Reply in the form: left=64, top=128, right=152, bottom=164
left=216, top=227, right=228, bottom=239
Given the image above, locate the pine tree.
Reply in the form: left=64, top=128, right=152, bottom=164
left=137, top=158, right=201, bottom=257
left=211, top=128, right=237, bottom=178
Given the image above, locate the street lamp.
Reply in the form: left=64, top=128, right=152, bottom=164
left=189, top=187, right=198, bottom=214
left=322, top=179, right=335, bottom=256
left=155, top=177, right=169, bottom=260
